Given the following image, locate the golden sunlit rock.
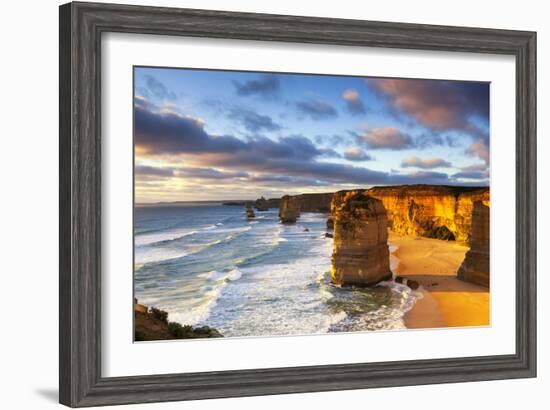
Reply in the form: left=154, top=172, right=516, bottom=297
left=279, top=195, right=301, bottom=223
left=458, top=201, right=490, bottom=287
left=330, top=192, right=392, bottom=286
left=366, top=185, right=489, bottom=243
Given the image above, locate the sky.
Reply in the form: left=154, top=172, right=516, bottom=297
left=134, top=67, right=490, bottom=203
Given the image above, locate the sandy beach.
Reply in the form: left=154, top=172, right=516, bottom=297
left=389, top=232, right=490, bottom=329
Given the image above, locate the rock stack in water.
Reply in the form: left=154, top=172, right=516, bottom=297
left=254, top=196, right=269, bottom=211
left=279, top=195, right=301, bottom=223
left=330, top=191, right=392, bottom=287
left=245, top=202, right=255, bottom=219
left=458, top=200, right=490, bottom=287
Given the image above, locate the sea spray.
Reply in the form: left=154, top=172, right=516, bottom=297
left=135, top=204, right=423, bottom=337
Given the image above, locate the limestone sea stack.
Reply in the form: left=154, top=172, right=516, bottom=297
left=253, top=197, right=281, bottom=210
left=330, top=191, right=392, bottom=287
left=458, top=200, right=490, bottom=287
left=245, top=202, right=255, bottom=218
left=254, top=196, right=269, bottom=211
left=279, top=195, right=301, bottom=223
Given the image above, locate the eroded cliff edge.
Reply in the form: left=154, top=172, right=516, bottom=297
left=277, top=185, right=490, bottom=288
left=279, top=185, right=489, bottom=244
left=366, top=185, right=489, bottom=243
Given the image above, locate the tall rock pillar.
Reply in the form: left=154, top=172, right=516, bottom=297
left=331, top=191, right=392, bottom=286
left=279, top=195, right=301, bottom=223
left=458, top=201, right=490, bottom=287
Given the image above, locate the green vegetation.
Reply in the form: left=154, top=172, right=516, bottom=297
left=168, top=322, right=223, bottom=339
left=134, top=306, right=223, bottom=341
left=149, top=306, right=168, bottom=323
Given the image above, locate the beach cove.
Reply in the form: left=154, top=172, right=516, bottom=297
left=388, top=232, right=490, bottom=329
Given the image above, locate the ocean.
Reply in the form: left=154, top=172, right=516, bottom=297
left=134, top=203, right=420, bottom=338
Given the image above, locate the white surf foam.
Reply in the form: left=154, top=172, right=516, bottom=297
left=134, top=228, right=198, bottom=247
left=134, top=248, right=191, bottom=266
left=168, top=268, right=244, bottom=326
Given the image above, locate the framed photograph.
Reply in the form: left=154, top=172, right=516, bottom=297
left=59, top=1, right=536, bottom=407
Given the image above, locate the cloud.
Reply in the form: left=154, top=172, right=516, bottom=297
left=342, top=89, right=366, bottom=115
left=314, top=134, right=345, bottom=147
left=365, top=78, right=489, bottom=132
left=233, top=75, right=280, bottom=98
left=344, top=147, right=373, bottom=161
left=413, top=131, right=455, bottom=148
left=135, top=165, right=175, bottom=177
left=465, top=140, right=490, bottom=164
left=356, top=127, right=414, bottom=150
left=452, top=170, right=490, bottom=180
left=401, top=156, right=452, bottom=169
left=135, top=99, right=485, bottom=187
left=135, top=164, right=249, bottom=180
left=135, top=101, right=331, bottom=162
left=296, top=99, right=338, bottom=120
left=135, top=103, right=247, bottom=154
left=176, top=167, right=249, bottom=179
left=317, top=147, right=341, bottom=158
left=248, top=174, right=331, bottom=187
left=460, top=163, right=488, bottom=172
left=229, top=108, right=281, bottom=132
left=396, top=170, right=450, bottom=182
left=134, top=95, right=157, bottom=112
left=145, top=75, right=178, bottom=101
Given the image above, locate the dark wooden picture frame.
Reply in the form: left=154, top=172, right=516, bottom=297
left=59, top=1, right=536, bottom=407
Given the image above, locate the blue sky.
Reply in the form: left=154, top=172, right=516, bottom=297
left=134, top=67, right=489, bottom=202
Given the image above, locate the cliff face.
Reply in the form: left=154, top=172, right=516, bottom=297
left=298, top=193, right=333, bottom=212
left=266, top=198, right=281, bottom=208
left=364, top=185, right=489, bottom=242
left=330, top=191, right=392, bottom=286
left=278, top=193, right=333, bottom=223
left=458, top=201, right=490, bottom=287
left=281, top=186, right=489, bottom=243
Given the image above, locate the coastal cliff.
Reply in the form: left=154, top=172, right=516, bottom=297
left=366, top=185, right=489, bottom=242
left=458, top=201, right=490, bottom=287
left=299, top=193, right=333, bottom=212
left=278, top=193, right=333, bottom=223
left=330, top=191, right=392, bottom=286
left=326, top=185, right=489, bottom=242
left=280, top=185, right=488, bottom=243
left=276, top=185, right=489, bottom=287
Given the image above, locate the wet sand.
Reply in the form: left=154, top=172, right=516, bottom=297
left=388, top=233, right=490, bottom=329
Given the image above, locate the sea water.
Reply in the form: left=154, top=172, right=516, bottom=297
left=134, top=203, right=419, bottom=338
